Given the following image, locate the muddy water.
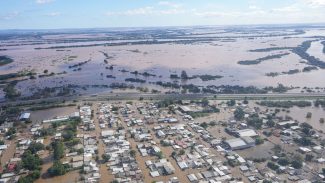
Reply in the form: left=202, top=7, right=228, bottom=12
left=278, top=106, right=325, bottom=130
left=2, top=28, right=325, bottom=98
left=307, top=40, right=325, bottom=61
left=30, top=106, right=78, bottom=123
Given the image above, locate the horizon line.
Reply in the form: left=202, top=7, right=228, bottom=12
left=1, top=22, right=325, bottom=32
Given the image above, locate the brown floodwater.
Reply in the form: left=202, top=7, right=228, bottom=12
left=1, top=27, right=325, bottom=98
left=30, top=106, right=78, bottom=123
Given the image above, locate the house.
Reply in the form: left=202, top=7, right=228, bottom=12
left=19, top=112, right=31, bottom=121
left=187, top=174, right=198, bottom=182
left=101, top=130, right=114, bottom=137
left=298, top=147, right=311, bottom=153
left=177, top=161, right=188, bottom=170
left=277, top=121, right=298, bottom=128
left=156, top=130, right=166, bottom=138
left=0, top=145, right=8, bottom=150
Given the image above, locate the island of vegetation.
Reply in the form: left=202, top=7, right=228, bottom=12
left=292, top=40, right=325, bottom=69
left=0, top=55, right=13, bottom=66
left=170, top=71, right=223, bottom=81
left=238, top=53, right=290, bottom=65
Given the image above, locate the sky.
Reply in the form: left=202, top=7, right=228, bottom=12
left=0, top=0, right=325, bottom=29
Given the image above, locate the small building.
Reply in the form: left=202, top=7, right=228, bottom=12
left=187, top=174, right=198, bottom=182
left=179, top=106, right=193, bottom=113
left=19, top=112, right=31, bottom=121
left=277, top=121, right=298, bottom=128
left=101, top=130, right=114, bottom=137
left=156, top=130, right=166, bottom=138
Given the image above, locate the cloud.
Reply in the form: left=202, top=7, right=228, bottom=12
left=106, top=6, right=185, bottom=16
left=0, top=11, right=19, bottom=20
left=36, top=0, right=54, bottom=4
left=272, top=5, right=300, bottom=13
left=305, top=0, right=325, bottom=7
left=248, top=5, right=259, bottom=10
left=194, top=10, right=266, bottom=18
left=46, top=12, right=61, bottom=17
left=106, top=7, right=154, bottom=16
left=158, top=1, right=182, bottom=8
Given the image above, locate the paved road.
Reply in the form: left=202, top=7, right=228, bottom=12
left=2, top=92, right=325, bottom=106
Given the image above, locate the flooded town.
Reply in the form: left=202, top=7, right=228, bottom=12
left=0, top=97, right=324, bottom=182
left=2, top=0, right=325, bottom=182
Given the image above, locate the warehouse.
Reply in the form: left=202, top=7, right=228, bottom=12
left=224, top=137, right=255, bottom=150
left=235, top=129, right=258, bottom=137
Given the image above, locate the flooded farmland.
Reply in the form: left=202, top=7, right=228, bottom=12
left=1, top=26, right=325, bottom=99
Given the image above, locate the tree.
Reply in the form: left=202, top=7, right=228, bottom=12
left=320, top=118, right=325, bottom=124
left=44, top=69, right=48, bottom=74
left=48, top=161, right=67, bottom=176
left=291, top=160, right=303, bottom=169
left=179, top=149, right=185, bottom=155
left=22, top=151, right=42, bottom=171
left=130, top=150, right=136, bottom=157
left=266, top=119, right=275, bottom=127
left=227, top=100, right=236, bottom=106
left=200, top=122, right=208, bottom=129
left=306, top=112, right=312, bottom=118
left=278, top=158, right=290, bottom=166
left=295, top=137, right=313, bottom=146
left=18, top=176, right=34, bottom=183
left=156, top=151, right=164, bottom=159
left=255, top=137, right=264, bottom=145
left=102, top=154, right=111, bottom=162
left=28, top=142, right=45, bottom=154
left=247, top=117, right=263, bottom=129
left=62, top=130, right=74, bottom=141
left=234, top=108, right=245, bottom=120
left=30, top=170, right=41, bottom=179
left=181, top=70, right=188, bottom=79
left=267, top=162, right=279, bottom=171
left=53, top=141, right=64, bottom=160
